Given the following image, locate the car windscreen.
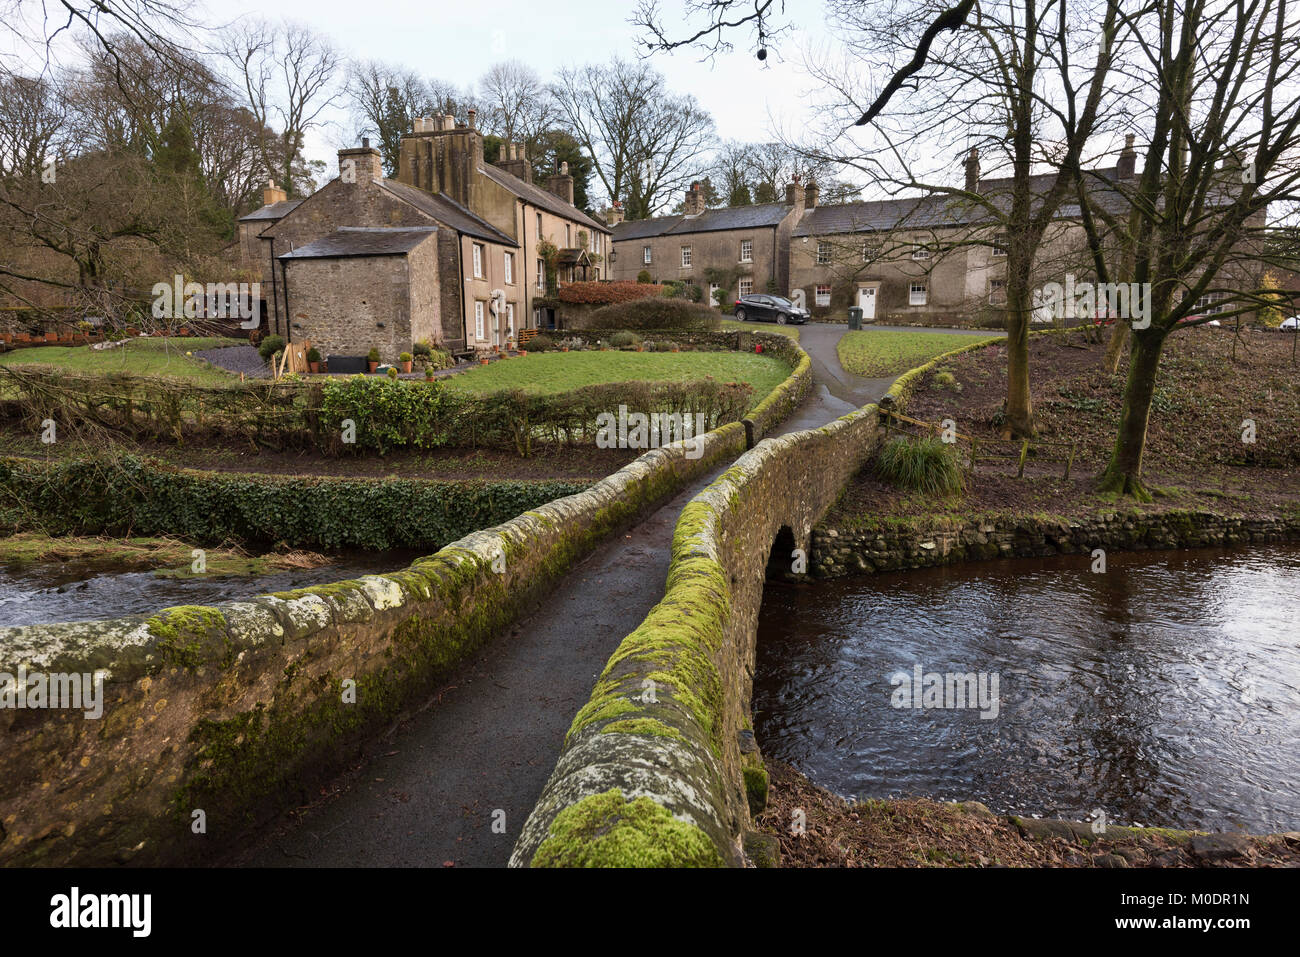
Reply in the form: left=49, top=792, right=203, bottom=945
left=768, top=297, right=794, bottom=308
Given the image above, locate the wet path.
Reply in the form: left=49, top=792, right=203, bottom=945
left=234, top=324, right=948, bottom=867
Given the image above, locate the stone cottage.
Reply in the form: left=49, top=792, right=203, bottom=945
left=239, top=111, right=609, bottom=363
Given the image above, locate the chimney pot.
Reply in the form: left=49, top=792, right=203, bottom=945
left=1118, top=135, right=1137, bottom=180
left=467, top=108, right=477, bottom=130
left=964, top=146, right=980, bottom=192
left=361, top=136, right=369, bottom=148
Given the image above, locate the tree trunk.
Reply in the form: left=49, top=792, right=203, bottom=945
left=1098, top=329, right=1166, bottom=500
left=1003, top=281, right=1034, bottom=438
left=1102, top=318, right=1127, bottom=373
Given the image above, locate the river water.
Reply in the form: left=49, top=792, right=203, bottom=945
left=754, top=544, right=1300, bottom=833
left=0, top=551, right=422, bottom=627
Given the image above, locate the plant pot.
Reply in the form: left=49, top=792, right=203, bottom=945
left=368, top=361, right=379, bottom=373
left=401, top=360, right=412, bottom=373
left=178, top=327, right=190, bottom=336
left=480, top=358, right=490, bottom=366
left=518, top=350, right=527, bottom=357
left=309, top=361, right=320, bottom=373
left=45, top=333, right=58, bottom=342
left=561, top=347, right=569, bottom=352
left=671, top=347, right=680, bottom=353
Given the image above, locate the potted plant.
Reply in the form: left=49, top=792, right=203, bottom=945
left=424, top=367, right=436, bottom=381
left=307, top=347, right=322, bottom=373
left=479, top=355, right=490, bottom=366
left=386, top=366, right=399, bottom=379
left=368, top=347, right=380, bottom=373
left=399, top=351, right=413, bottom=373
left=45, top=331, right=58, bottom=342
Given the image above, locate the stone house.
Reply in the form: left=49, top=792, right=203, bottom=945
left=238, top=111, right=609, bottom=362
left=608, top=180, right=806, bottom=305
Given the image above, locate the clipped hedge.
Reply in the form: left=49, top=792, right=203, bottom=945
left=557, top=281, right=665, bottom=305
left=0, top=456, right=588, bottom=551
left=587, top=298, right=722, bottom=332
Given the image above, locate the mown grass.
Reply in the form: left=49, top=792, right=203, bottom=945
left=721, top=318, right=801, bottom=339
left=443, top=350, right=791, bottom=407
left=0, top=336, right=244, bottom=384
left=837, top=330, right=997, bottom=377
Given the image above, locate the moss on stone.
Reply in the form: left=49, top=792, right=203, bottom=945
left=743, top=765, right=769, bottom=816
left=146, top=605, right=230, bottom=670
left=601, top=717, right=685, bottom=740
left=531, top=789, right=724, bottom=868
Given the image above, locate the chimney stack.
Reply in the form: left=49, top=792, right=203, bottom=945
left=964, top=147, right=980, bottom=192
left=262, top=179, right=287, bottom=207
left=784, top=174, right=805, bottom=209
left=683, top=181, right=706, bottom=215
left=605, top=202, right=624, bottom=226
left=547, top=160, right=575, bottom=206
left=495, top=141, right=533, bottom=184
left=338, top=142, right=384, bottom=184
left=1117, top=134, right=1137, bottom=180
left=805, top=180, right=819, bottom=209
left=467, top=108, right=477, bottom=130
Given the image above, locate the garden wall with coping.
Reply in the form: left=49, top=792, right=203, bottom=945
left=0, top=335, right=813, bottom=867
left=510, top=338, right=993, bottom=867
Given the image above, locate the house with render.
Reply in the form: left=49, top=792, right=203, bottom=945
left=237, top=110, right=609, bottom=363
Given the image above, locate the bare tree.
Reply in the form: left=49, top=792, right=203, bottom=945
left=0, top=72, right=66, bottom=179
left=478, top=60, right=556, bottom=147
left=227, top=20, right=341, bottom=196
left=552, top=58, right=715, bottom=218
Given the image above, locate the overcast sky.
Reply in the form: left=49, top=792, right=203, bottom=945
left=207, top=0, right=833, bottom=181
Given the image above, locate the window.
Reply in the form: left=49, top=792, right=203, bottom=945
left=474, top=300, right=485, bottom=339
left=504, top=252, right=514, bottom=285
left=708, top=282, right=720, bottom=306
left=643, top=245, right=652, bottom=264
left=817, top=242, right=831, bottom=265
left=565, top=225, right=571, bottom=246
left=816, top=285, right=831, bottom=306
left=991, top=233, right=1008, bottom=257
left=536, top=212, right=542, bottom=236
left=681, top=244, right=692, bottom=267
left=912, top=240, right=931, bottom=260
left=1195, top=293, right=1223, bottom=314
left=989, top=279, right=1006, bottom=304
left=909, top=281, right=928, bottom=306
left=506, top=303, right=515, bottom=333
left=536, top=259, right=545, bottom=291
left=738, top=278, right=753, bottom=297
left=862, top=239, right=881, bottom=262
left=740, top=239, right=753, bottom=263
left=472, top=243, right=484, bottom=278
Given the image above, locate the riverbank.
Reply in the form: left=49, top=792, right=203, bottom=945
left=756, top=762, right=1300, bottom=868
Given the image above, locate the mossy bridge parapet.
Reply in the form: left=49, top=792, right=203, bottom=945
left=0, top=332, right=809, bottom=867
left=511, top=340, right=997, bottom=868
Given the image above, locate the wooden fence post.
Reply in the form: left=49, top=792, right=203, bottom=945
left=1017, top=439, right=1030, bottom=478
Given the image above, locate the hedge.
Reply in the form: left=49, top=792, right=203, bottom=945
left=587, top=298, right=722, bottom=332
left=0, top=456, right=589, bottom=551
left=557, top=281, right=665, bottom=305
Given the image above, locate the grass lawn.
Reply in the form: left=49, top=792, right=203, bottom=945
left=837, top=330, right=1000, bottom=377
left=444, top=350, right=791, bottom=407
left=0, top=336, right=244, bottom=384
left=721, top=318, right=801, bottom=339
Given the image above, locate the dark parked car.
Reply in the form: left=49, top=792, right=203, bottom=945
left=732, top=294, right=810, bottom=325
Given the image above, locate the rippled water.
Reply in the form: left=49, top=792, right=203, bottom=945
left=754, top=545, right=1300, bottom=833
left=0, top=551, right=422, bottom=627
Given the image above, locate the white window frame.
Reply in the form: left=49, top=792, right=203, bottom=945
left=1195, top=293, right=1223, bottom=315
left=738, top=277, right=754, bottom=297
left=815, top=284, right=831, bottom=306
left=817, top=242, right=831, bottom=265
left=536, top=211, right=542, bottom=235
left=681, top=244, right=692, bottom=268
left=909, top=281, right=928, bottom=306
left=862, top=239, right=881, bottom=262
left=506, top=302, right=515, bottom=334
left=912, top=240, right=931, bottom=260
left=740, top=239, right=753, bottom=263
left=708, top=282, right=720, bottom=306
left=472, top=243, right=484, bottom=278
left=643, top=245, right=652, bottom=264
left=504, top=251, right=514, bottom=285
left=565, top=224, right=571, bottom=246
left=536, top=259, right=545, bottom=291
left=991, top=233, right=1008, bottom=257
left=989, top=279, right=1006, bottom=304
left=474, top=300, right=485, bottom=339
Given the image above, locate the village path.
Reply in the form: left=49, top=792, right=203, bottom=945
left=232, top=323, right=952, bottom=867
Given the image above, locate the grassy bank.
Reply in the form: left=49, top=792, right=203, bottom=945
left=837, top=329, right=999, bottom=377
left=0, top=531, right=327, bottom=578
left=0, top=336, right=244, bottom=384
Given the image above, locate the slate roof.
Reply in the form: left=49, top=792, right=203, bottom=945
left=378, top=179, right=517, bottom=246
left=278, top=227, right=439, bottom=260
left=238, top=199, right=303, bottom=222
left=612, top=202, right=792, bottom=242
left=477, top=163, right=608, bottom=233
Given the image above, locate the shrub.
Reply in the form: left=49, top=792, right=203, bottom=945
left=588, top=297, right=722, bottom=332
left=528, top=333, right=556, bottom=352
left=386, top=366, right=399, bottom=379
left=932, top=369, right=962, bottom=392
left=306, top=347, right=321, bottom=363
left=258, top=334, right=285, bottom=362
left=609, top=331, right=641, bottom=348
left=875, top=436, right=966, bottom=496
left=711, top=287, right=729, bottom=307
left=413, top=340, right=433, bottom=357
left=399, top=352, right=413, bottom=362
left=556, top=280, right=664, bottom=305
left=661, top=280, right=685, bottom=299
left=637, top=270, right=653, bottom=284
left=684, top=284, right=703, bottom=303
left=368, top=347, right=381, bottom=362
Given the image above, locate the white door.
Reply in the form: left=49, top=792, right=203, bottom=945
left=857, top=286, right=877, bottom=320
